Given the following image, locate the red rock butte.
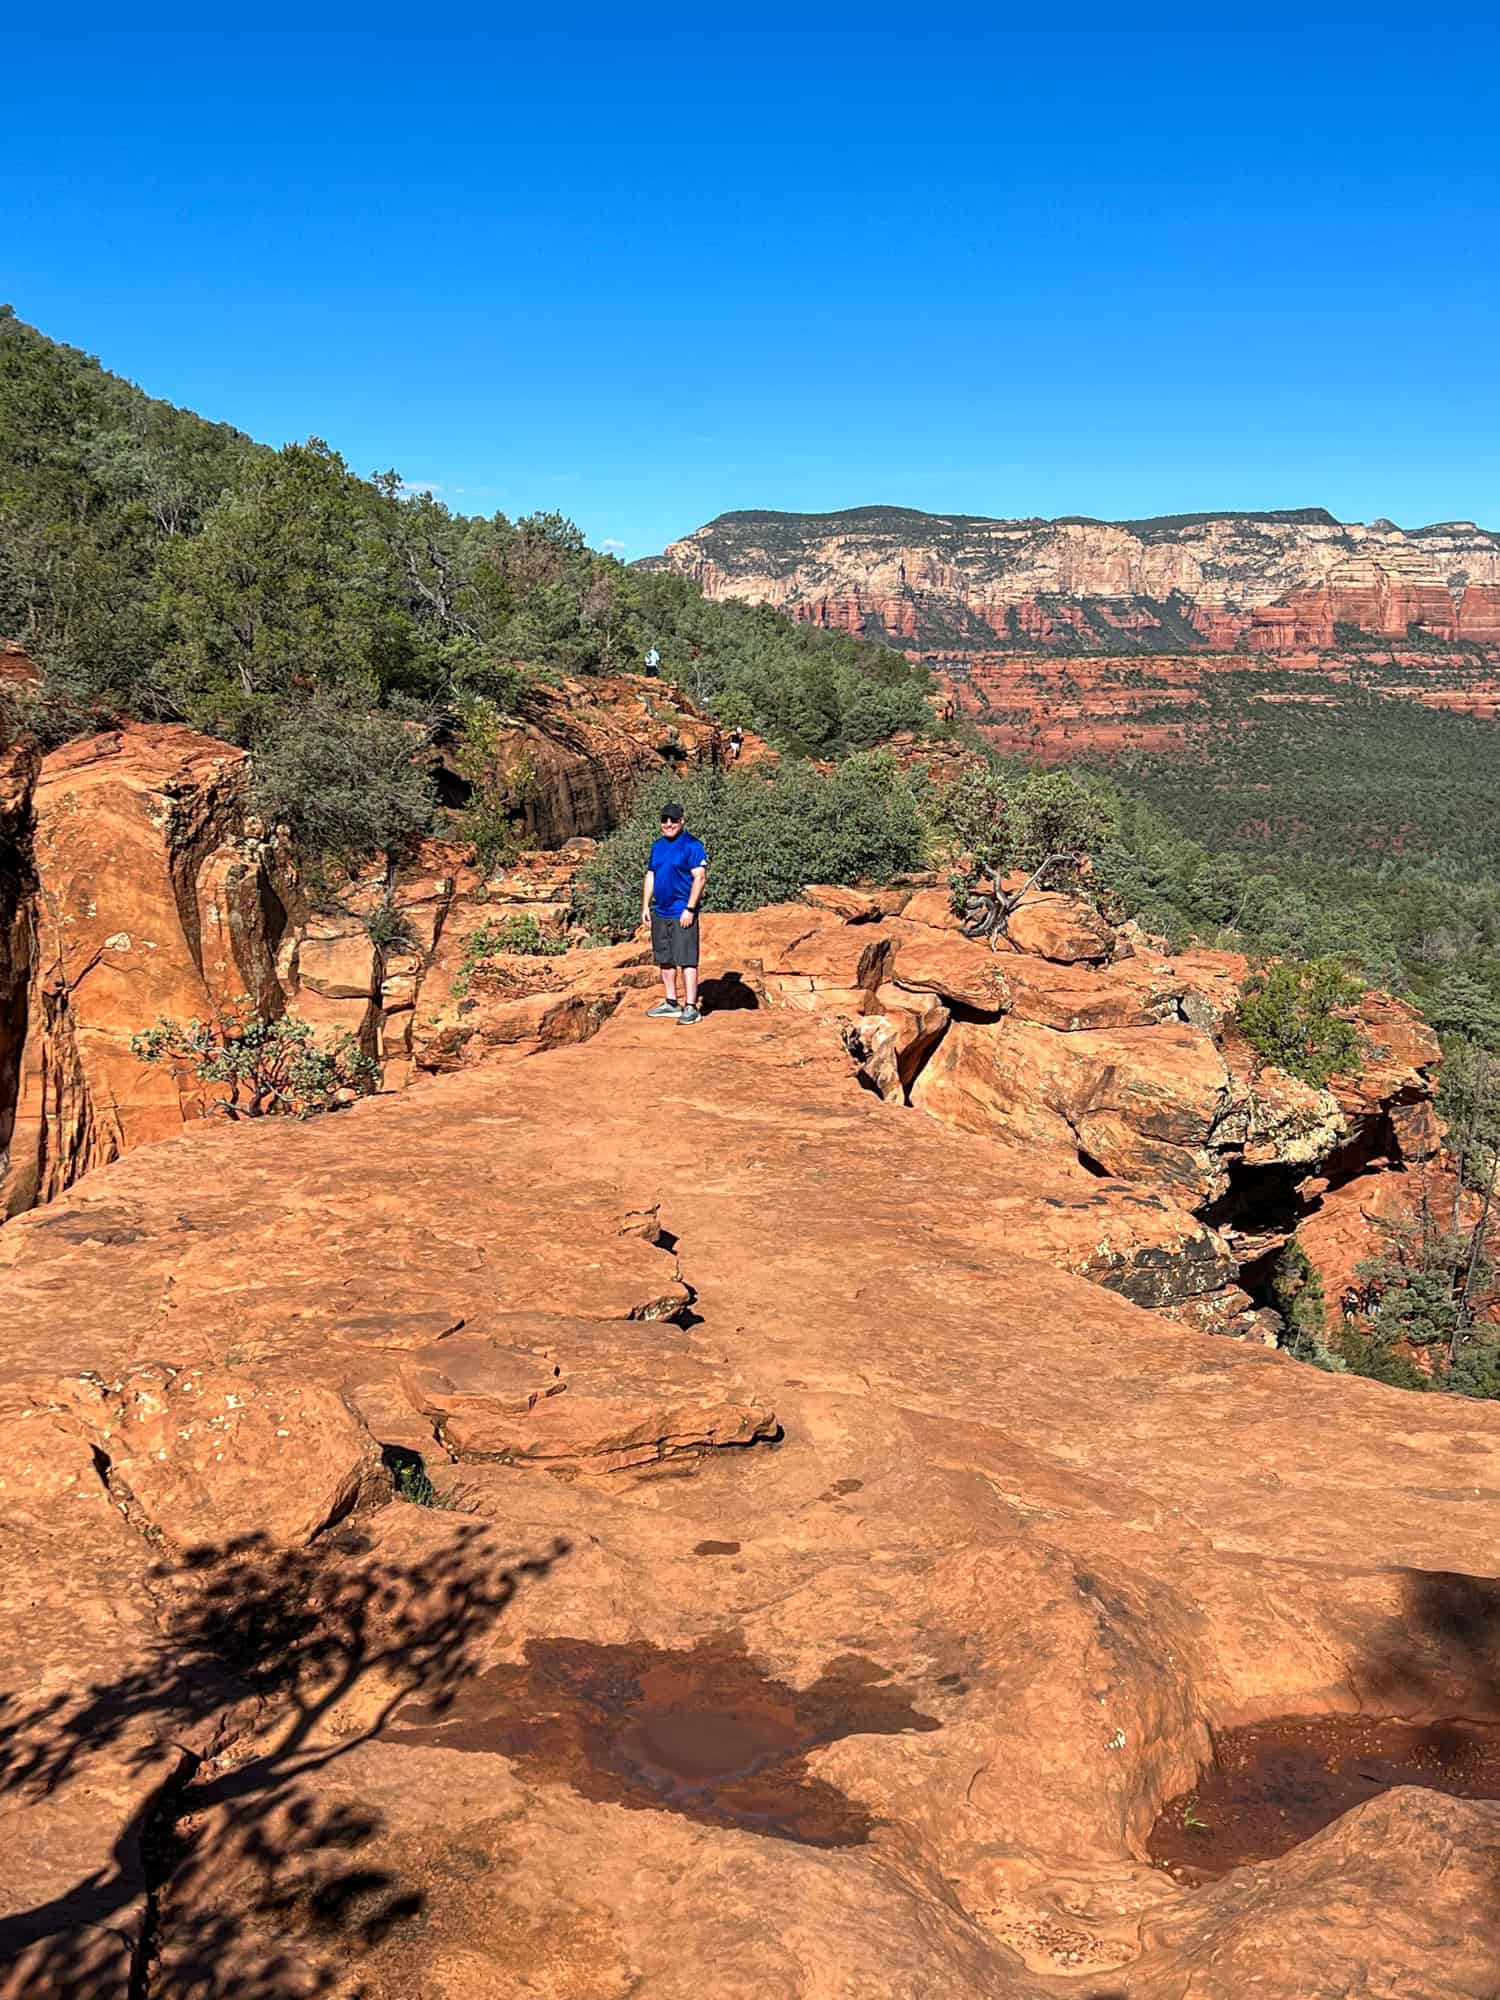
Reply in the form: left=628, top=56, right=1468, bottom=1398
left=643, top=505, right=1500, bottom=756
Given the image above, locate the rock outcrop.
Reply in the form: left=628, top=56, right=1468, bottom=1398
left=1, top=964, right=1496, bottom=1999
left=0, top=725, right=295, bottom=1218
left=0, top=674, right=729, bottom=1213
left=436, top=671, right=723, bottom=845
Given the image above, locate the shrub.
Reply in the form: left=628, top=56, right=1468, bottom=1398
left=576, top=754, right=929, bottom=938
left=1337, top=1205, right=1500, bottom=1396
left=249, top=699, right=435, bottom=866
left=131, top=1009, right=379, bottom=1117
left=363, top=897, right=416, bottom=954
left=1270, top=1241, right=1345, bottom=1371
left=452, top=912, right=568, bottom=995
left=929, top=764, right=1118, bottom=889
left=445, top=695, right=544, bottom=874
left=1234, top=957, right=1363, bottom=1087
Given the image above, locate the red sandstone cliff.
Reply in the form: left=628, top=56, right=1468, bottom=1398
left=645, top=505, right=1500, bottom=658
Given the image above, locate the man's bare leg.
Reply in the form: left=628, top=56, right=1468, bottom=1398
left=660, top=968, right=679, bottom=1005
left=683, top=967, right=699, bottom=1009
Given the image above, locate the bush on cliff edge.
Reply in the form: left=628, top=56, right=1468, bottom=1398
left=576, top=756, right=929, bottom=938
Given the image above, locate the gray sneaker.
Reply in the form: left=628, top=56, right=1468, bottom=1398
left=676, top=1004, right=703, bottom=1026
left=645, top=999, right=682, bottom=1018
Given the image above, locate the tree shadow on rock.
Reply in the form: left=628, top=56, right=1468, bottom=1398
left=0, top=1521, right=568, bottom=1998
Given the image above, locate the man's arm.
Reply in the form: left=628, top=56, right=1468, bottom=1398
left=680, top=863, right=707, bottom=926
left=640, top=868, right=654, bottom=928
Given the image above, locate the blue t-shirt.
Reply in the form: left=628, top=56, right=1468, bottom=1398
left=649, top=830, right=707, bottom=918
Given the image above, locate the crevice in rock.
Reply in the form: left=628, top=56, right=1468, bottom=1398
left=127, top=1745, right=202, bottom=2000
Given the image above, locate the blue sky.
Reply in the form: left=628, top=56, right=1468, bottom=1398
left=8, top=6, right=1499, bottom=557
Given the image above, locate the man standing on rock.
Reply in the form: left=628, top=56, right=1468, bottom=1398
left=641, top=802, right=707, bottom=1025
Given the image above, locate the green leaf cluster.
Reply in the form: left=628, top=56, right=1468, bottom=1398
left=130, top=1011, right=378, bottom=1118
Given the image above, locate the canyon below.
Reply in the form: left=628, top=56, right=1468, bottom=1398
left=4, top=684, right=1500, bottom=1999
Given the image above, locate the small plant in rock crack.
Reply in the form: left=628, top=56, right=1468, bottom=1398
left=1181, top=1800, right=1209, bottom=1831
left=451, top=912, right=568, bottom=994
left=132, top=1006, right=379, bottom=1118
left=363, top=897, right=416, bottom=954
left=391, top=1459, right=479, bottom=1511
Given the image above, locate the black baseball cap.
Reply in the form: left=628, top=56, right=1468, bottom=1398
left=660, top=802, right=684, bottom=822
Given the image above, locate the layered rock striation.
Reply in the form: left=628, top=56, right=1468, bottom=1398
left=645, top=504, right=1500, bottom=657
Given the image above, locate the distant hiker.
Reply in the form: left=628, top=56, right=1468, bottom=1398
left=728, top=726, right=745, bottom=762
left=641, top=802, right=707, bottom=1025
left=645, top=644, right=661, bottom=674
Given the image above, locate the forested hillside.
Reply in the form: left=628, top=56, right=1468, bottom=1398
left=0, top=308, right=931, bottom=775
left=4, top=304, right=1498, bottom=1065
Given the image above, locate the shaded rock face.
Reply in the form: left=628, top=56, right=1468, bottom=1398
left=0, top=725, right=295, bottom=1218
left=438, top=671, right=723, bottom=846
left=1, top=995, right=1497, bottom=1999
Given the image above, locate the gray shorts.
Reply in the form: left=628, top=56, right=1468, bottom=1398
left=650, top=907, right=700, bottom=969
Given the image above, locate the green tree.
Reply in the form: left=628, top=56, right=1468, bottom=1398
left=156, top=440, right=435, bottom=738
left=248, top=698, right=435, bottom=866
left=578, top=755, right=929, bottom=938
left=1234, top=958, right=1362, bottom=1087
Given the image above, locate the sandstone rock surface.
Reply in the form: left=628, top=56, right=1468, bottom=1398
left=0, top=725, right=294, bottom=1218
left=1, top=990, right=1497, bottom=1999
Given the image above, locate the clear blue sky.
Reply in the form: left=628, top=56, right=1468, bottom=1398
left=8, top=6, right=1499, bottom=557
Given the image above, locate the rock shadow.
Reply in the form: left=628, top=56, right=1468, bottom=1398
left=698, top=969, right=759, bottom=1012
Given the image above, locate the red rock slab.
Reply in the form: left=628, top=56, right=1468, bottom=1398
left=47, top=1362, right=380, bottom=1550
left=997, top=950, right=1184, bottom=1031
left=1, top=724, right=290, bottom=1217
left=898, top=884, right=969, bottom=930
left=913, top=1015, right=1234, bottom=1202
left=1171, top=946, right=1250, bottom=1032
left=881, top=920, right=1012, bottom=1013
left=800, top=883, right=907, bottom=921
left=1005, top=891, right=1116, bottom=964
left=696, top=902, right=830, bottom=971
left=8, top=1002, right=1500, bottom=1996
left=1331, top=989, right=1442, bottom=1151
left=402, top=1321, right=777, bottom=1472
left=854, top=986, right=952, bottom=1101
left=0, top=1396, right=205, bottom=2000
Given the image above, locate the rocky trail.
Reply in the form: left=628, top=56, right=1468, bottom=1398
left=5, top=920, right=1500, bottom=1995
left=3, top=688, right=1499, bottom=1996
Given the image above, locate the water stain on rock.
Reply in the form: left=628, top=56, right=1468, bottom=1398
left=1149, top=1713, right=1500, bottom=1884
left=388, top=1633, right=939, bottom=1847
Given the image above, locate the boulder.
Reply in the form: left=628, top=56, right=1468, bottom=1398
left=913, top=1016, right=1234, bottom=1204
left=401, top=1319, right=777, bottom=1472
left=1006, top=890, right=1116, bottom=964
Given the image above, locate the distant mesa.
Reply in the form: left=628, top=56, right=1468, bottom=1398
left=641, top=504, right=1500, bottom=659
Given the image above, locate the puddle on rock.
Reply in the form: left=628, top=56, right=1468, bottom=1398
left=388, top=1633, right=940, bottom=1847
left=1149, top=1713, right=1500, bottom=1884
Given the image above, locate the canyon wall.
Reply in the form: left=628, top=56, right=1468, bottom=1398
left=645, top=505, right=1500, bottom=657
